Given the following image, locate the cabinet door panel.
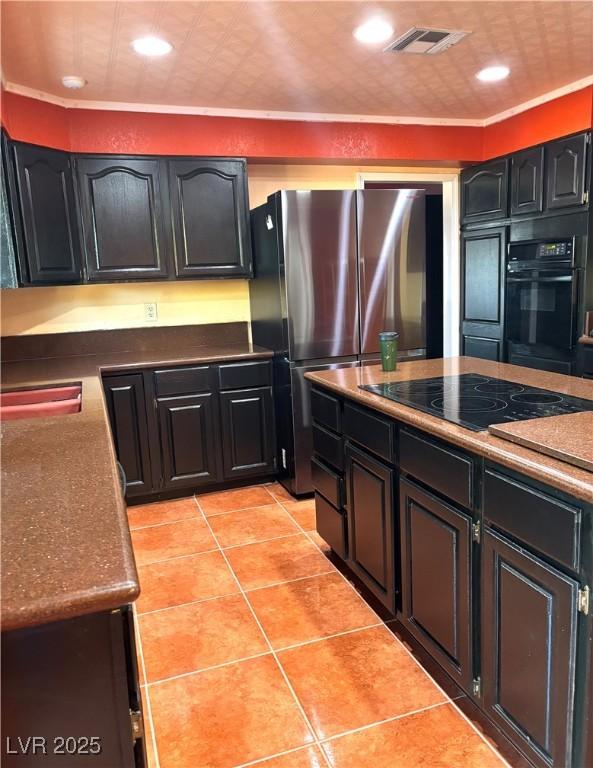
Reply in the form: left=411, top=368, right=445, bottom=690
left=103, top=374, right=153, bottom=497
left=76, top=157, right=170, bottom=281
left=345, top=441, right=396, bottom=612
left=461, top=159, right=508, bottom=224
left=463, top=230, right=504, bottom=323
left=169, top=159, right=252, bottom=277
left=400, top=479, right=472, bottom=691
left=461, top=227, right=506, bottom=361
left=13, top=143, right=81, bottom=284
left=482, top=529, right=578, bottom=768
left=462, top=335, right=501, bottom=362
left=220, top=387, right=275, bottom=479
left=158, top=393, right=220, bottom=489
left=545, top=134, right=588, bottom=211
left=511, top=147, right=544, bottom=215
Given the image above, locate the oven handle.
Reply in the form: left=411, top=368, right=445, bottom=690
left=506, top=275, right=573, bottom=283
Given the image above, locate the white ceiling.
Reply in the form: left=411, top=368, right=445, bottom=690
left=2, top=1, right=593, bottom=122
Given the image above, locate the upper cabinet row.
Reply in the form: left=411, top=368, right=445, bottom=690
left=461, top=132, right=590, bottom=226
left=3, top=139, right=252, bottom=285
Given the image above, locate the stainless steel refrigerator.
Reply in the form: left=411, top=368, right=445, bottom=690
left=249, top=189, right=426, bottom=495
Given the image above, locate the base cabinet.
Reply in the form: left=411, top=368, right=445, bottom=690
left=220, top=387, right=275, bottom=480
left=311, top=385, right=591, bottom=768
left=482, top=528, right=579, bottom=768
left=103, top=360, right=275, bottom=500
left=2, top=608, right=146, bottom=768
left=399, top=478, right=473, bottom=692
left=103, top=373, right=154, bottom=498
left=158, top=393, right=221, bottom=489
left=344, top=440, right=396, bottom=612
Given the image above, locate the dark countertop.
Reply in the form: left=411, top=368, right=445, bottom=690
left=306, top=357, right=593, bottom=504
left=1, top=342, right=272, bottom=632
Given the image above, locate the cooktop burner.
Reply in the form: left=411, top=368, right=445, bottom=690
left=360, top=373, right=593, bottom=432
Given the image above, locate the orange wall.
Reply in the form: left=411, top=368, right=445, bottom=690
left=1, top=92, right=70, bottom=151
left=483, top=86, right=593, bottom=158
left=1, top=91, right=482, bottom=161
left=2, top=86, right=592, bottom=163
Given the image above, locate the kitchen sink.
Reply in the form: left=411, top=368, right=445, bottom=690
left=0, top=384, right=82, bottom=421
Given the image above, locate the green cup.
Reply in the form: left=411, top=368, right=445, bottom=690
left=379, top=331, right=399, bottom=372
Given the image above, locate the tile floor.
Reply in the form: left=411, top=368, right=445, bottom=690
left=129, top=483, right=511, bottom=768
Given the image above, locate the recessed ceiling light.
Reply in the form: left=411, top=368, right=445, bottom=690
left=476, top=65, right=510, bottom=83
left=132, top=35, right=173, bottom=57
left=61, top=75, right=86, bottom=89
left=353, top=17, right=394, bottom=45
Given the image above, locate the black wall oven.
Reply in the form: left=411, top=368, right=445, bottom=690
left=506, top=239, right=578, bottom=352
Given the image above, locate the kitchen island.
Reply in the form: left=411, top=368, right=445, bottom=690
left=306, top=357, right=593, bottom=768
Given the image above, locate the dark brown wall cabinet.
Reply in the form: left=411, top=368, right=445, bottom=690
left=103, top=373, right=154, bottom=498
left=3, top=136, right=253, bottom=285
left=482, top=528, right=579, bottom=768
left=399, top=478, right=473, bottom=692
left=461, top=226, right=506, bottom=361
left=76, top=156, right=170, bottom=281
left=10, top=143, right=82, bottom=284
left=510, top=146, right=544, bottom=216
left=169, top=159, right=252, bottom=278
left=545, top=133, right=589, bottom=211
left=461, top=158, right=509, bottom=224
left=344, top=440, right=396, bottom=612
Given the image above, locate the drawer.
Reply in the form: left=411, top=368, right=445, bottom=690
left=311, top=456, right=343, bottom=508
left=154, top=366, right=211, bottom=396
left=483, top=468, right=581, bottom=572
left=311, top=388, right=341, bottom=434
left=400, top=429, right=473, bottom=509
left=343, top=402, right=396, bottom=464
left=218, top=360, right=272, bottom=390
left=313, top=422, right=343, bottom=471
left=315, top=492, right=347, bottom=559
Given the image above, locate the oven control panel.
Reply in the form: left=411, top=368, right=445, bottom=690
left=536, top=241, right=572, bottom=259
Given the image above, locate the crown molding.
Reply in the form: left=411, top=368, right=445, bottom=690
left=482, top=74, right=593, bottom=126
left=1, top=82, right=481, bottom=126
left=4, top=74, right=593, bottom=128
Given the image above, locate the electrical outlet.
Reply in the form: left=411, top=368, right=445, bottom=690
left=144, top=303, right=158, bottom=322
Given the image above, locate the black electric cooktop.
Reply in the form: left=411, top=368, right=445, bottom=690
left=360, top=374, right=593, bottom=432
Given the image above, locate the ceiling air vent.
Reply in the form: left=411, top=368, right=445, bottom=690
left=384, top=27, right=470, bottom=55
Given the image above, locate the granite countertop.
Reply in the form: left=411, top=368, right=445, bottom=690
left=305, top=357, right=593, bottom=504
left=489, top=411, right=593, bottom=473
left=1, top=342, right=272, bottom=632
